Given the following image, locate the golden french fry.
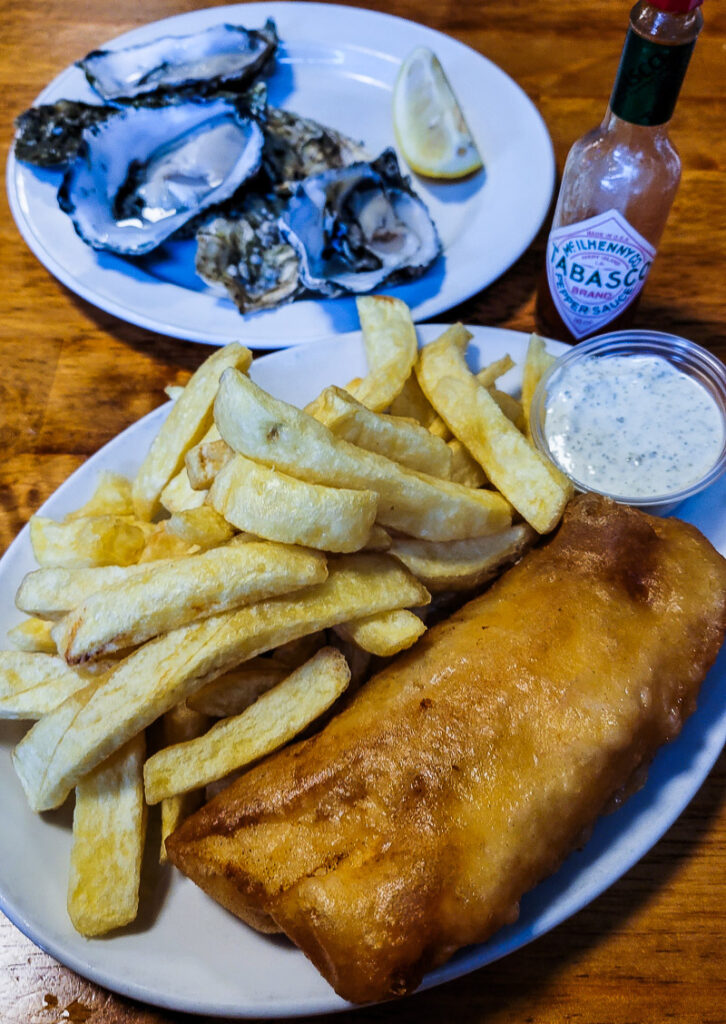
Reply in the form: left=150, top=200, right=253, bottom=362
left=214, top=369, right=511, bottom=540
left=207, top=453, right=377, bottom=553
left=53, top=541, right=328, bottom=664
left=488, top=387, right=525, bottom=431
left=341, top=295, right=418, bottom=412
left=6, top=617, right=56, bottom=653
left=160, top=469, right=207, bottom=514
left=13, top=554, right=430, bottom=812
left=160, top=704, right=210, bottom=862
left=16, top=561, right=175, bottom=619
left=272, top=631, right=328, bottom=668
left=164, top=384, right=185, bottom=401
left=132, top=343, right=251, bottom=521
left=335, top=608, right=425, bottom=657
left=307, top=386, right=452, bottom=478
left=160, top=422, right=221, bottom=512
left=185, top=439, right=234, bottom=491
left=165, top=506, right=235, bottom=550
left=145, top=647, right=351, bottom=804
left=0, top=651, right=94, bottom=721
left=389, top=373, right=451, bottom=440
left=67, top=733, right=146, bottom=936
left=363, top=524, right=391, bottom=551
left=388, top=524, right=535, bottom=591
left=447, top=439, right=487, bottom=488
left=416, top=326, right=573, bottom=533
left=29, top=515, right=146, bottom=569
left=521, top=333, right=557, bottom=437
left=137, top=522, right=198, bottom=563
left=476, top=354, right=516, bottom=389
left=186, top=659, right=288, bottom=717
left=65, top=472, right=134, bottom=521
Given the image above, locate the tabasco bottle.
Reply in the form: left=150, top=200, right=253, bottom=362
left=535, top=0, right=704, bottom=343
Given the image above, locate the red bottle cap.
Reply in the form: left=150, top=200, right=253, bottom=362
left=647, top=0, right=703, bottom=11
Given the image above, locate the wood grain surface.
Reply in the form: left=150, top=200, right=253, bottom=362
left=1, top=1, right=725, bottom=1022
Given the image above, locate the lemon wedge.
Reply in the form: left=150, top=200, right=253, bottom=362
left=393, top=47, right=483, bottom=180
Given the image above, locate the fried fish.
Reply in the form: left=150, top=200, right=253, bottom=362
left=167, top=495, right=726, bottom=1004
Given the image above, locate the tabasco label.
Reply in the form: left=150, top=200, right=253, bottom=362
left=545, top=210, right=656, bottom=340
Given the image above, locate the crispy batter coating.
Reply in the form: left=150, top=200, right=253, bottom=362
left=167, top=495, right=726, bottom=1004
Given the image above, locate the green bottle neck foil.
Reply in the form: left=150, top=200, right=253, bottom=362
left=610, top=28, right=696, bottom=126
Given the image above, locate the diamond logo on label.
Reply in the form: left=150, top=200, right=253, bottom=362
left=545, top=210, right=656, bottom=340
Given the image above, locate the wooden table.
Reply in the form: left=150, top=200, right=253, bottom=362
left=1, top=1, right=724, bottom=1021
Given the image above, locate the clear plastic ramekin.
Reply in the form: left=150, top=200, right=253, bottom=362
left=530, top=330, right=726, bottom=515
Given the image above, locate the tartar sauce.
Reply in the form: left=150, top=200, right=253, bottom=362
left=543, top=354, right=725, bottom=498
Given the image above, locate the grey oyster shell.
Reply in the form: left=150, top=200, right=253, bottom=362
left=278, top=149, right=441, bottom=296
left=77, top=20, right=277, bottom=103
left=14, top=100, right=118, bottom=168
left=58, top=96, right=264, bottom=256
left=262, top=107, right=368, bottom=191
left=196, top=195, right=301, bottom=312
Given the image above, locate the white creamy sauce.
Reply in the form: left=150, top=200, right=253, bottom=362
left=544, top=354, right=725, bottom=498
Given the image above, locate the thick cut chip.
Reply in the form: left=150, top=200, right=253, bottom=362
left=207, top=453, right=377, bottom=553
left=447, top=439, right=487, bottom=488
left=187, top=658, right=288, bottom=717
left=160, top=424, right=221, bottom=512
left=521, top=334, right=557, bottom=437
left=29, top=515, right=146, bottom=569
left=137, top=522, right=196, bottom=562
left=476, top=355, right=515, bottom=389
left=53, top=541, right=328, bottom=664
left=146, top=647, right=351, bottom=804
left=160, top=468, right=207, bottom=514
left=416, top=327, right=573, bottom=533
left=389, top=373, right=451, bottom=439
left=165, top=506, right=235, bottom=550
left=488, top=388, right=525, bottom=431
left=17, top=562, right=173, bottom=620
left=7, top=617, right=56, bottom=653
left=12, top=554, right=430, bottom=812
left=388, top=524, right=535, bottom=591
left=65, top=472, right=134, bottom=521
left=160, top=704, right=210, bottom=862
left=185, top=439, right=233, bottom=491
left=132, top=343, right=251, bottom=522
left=335, top=608, right=426, bottom=656
left=0, top=651, right=92, bottom=719
left=215, top=369, right=511, bottom=541
left=307, top=386, right=452, bottom=478
left=67, top=733, right=146, bottom=936
left=341, top=296, right=418, bottom=412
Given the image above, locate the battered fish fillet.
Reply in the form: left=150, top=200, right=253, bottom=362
left=167, top=495, right=726, bottom=1004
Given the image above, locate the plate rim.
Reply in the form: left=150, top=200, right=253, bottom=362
left=6, top=1, right=555, bottom=348
left=1, top=323, right=724, bottom=1017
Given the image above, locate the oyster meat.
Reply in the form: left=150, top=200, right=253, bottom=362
left=196, top=195, right=301, bottom=312
left=58, top=96, right=264, bottom=255
left=278, top=148, right=441, bottom=296
left=77, top=21, right=277, bottom=102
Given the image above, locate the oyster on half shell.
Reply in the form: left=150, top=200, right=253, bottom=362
left=279, top=149, right=441, bottom=296
left=77, top=21, right=277, bottom=103
left=58, top=96, right=264, bottom=256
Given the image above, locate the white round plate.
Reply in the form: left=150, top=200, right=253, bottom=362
left=1, top=326, right=724, bottom=1017
left=6, top=2, right=554, bottom=348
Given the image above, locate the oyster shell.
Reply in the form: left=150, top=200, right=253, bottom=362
left=196, top=195, right=301, bottom=312
left=58, top=96, right=264, bottom=256
left=77, top=20, right=277, bottom=103
left=278, top=149, right=441, bottom=296
left=262, top=107, right=368, bottom=191
left=14, top=100, right=118, bottom=169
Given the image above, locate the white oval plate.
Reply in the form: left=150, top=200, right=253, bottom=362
left=1, top=326, right=725, bottom=1017
left=6, top=2, right=554, bottom=348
